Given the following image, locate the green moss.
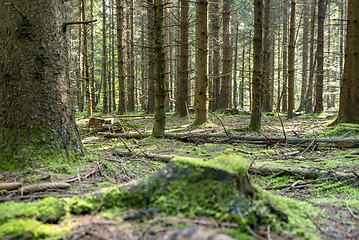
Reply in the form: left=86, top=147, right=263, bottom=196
left=0, top=218, right=69, bottom=239
left=317, top=123, right=359, bottom=137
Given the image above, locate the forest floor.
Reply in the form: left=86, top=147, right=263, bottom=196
left=1, top=108, right=359, bottom=239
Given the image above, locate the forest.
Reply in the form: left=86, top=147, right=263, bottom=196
left=0, top=0, right=359, bottom=239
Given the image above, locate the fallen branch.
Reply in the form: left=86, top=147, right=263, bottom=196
left=98, top=132, right=359, bottom=148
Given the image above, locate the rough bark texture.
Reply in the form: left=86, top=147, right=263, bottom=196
left=147, top=0, right=156, bottom=113
left=249, top=0, right=263, bottom=131
left=195, top=0, right=209, bottom=124
left=314, top=0, right=325, bottom=113
left=116, top=0, right=126, bottom=114
left=152, top=0, right=166, bottom=137
left=287, top=0, right=295, bottom=118
left=0, top=0, right=83, bottom=170
left=127, top=0, right=135, bottom=112
left=176, top=0, right=189, bottom=116
left=335, top=0, right=359, bottom=124
left=219, top=0, right=232, bottom=110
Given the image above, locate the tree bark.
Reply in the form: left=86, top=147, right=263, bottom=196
left=116, top=0, right=126, bottom=114
left=219, top=0, right=232, bottom=110
left=102, top=0, right=108, bottom=112
left=249, top=0, right=263, bottom=131
left=211, top=0, right=220, bottom=111
left=287, top=0, right=296, bottom=118
left=176, top=0, right=189, bottom=116
left=147, top=0, right=156, bottom=113
left=0, top=0, right=84, bottom=170
left=195, top=0, right=209, bottom=124
left=297, top=1, right=309, bottom=112
left=281, top=0, right=288, bottom=112
left=261, top=0, right=272, bottom=112
left=152, top=0, right=166, bottom=137
left=314, top=0, right=325, bottom=113
left=334, top=0, right=359, bottom=124
left=306, top=0, right=316, bottom=113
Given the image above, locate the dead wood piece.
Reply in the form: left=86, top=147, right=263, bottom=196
left=249, top=164, right=357, bottom=180
left=113, top=150, right=181, bottom=163
left=86, top=117, right=106, bottom=128
left=18, top=182, right=71, bottom=195
left=345, top=155, right=358, bottom=158
left=155, top=228, right=236, bottom=240
left=0, top=182, right=21, bottom=191
left=98, top=132, right=359, bottom=148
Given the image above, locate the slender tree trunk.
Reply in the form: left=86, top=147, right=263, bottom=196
left=297, top=1, right=309, bottom=112
left=147, top=0, right=156, bottom=113
left=90, top=0, right=95, bottom=110
left=241, top=41, right=245, bottom=109
left=306, top=0, right=316, bottom=113
left=127, top=0, right=135, bottom=112
left=249, top=0, right=263, bottom=131
left=177, top=0, right=189, bottom=116
left=233, top=22, right=239, bottom=109
left=287, top=0, right=295, bottom=118
left=108, top=19, right=112, bottom=112
left=152, top=0, right=166, bottom=137
left=314, top=0, right=325, bottom=113
left=116, top=0, right=126, bottom=114
left=78, top=0, right=84, bottom=112
left=281, top=0, right=288, bottom=112
left=141, top=14, right=146, bottom=111
left=102, top=0, right=108, bottom=112
left=211, top=0, right=220, bottom=110
left=219, top=0, right=232, bottom=110
left=261, top=0, right=272, bottom=112
left=111, top=1, right=116, bottom=111
left=195, top=0, right=209, bottom=124
left=81, top=0, right=92, bottom=117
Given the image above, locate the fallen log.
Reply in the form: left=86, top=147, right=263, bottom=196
left=98, top=132, right=359, bottom=148
left=114, top=150, right=359, bottom=180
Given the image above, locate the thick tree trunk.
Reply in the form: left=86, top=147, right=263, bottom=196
left=249, top=0, right=263, bottom=131
left=287, top=0, right=295, bottom=118
left=233, top=23, right=239, bottom=109
left=116, top=0, right=126, bottom=114
left=335, top=0, right=359, bottom=124
left=127, top=0, right=135, bottom=112
left=195, top=0, right=209, bottom=124
left=152, top=0, right=166, bottom=137
left=0, top=0, right=84, bottom=170
left=78, top=0, right=84, bottom=112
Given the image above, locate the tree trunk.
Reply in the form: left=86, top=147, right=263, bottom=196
left=233, top=22, right=239, bottom=109
left=0, top=0, right=84, bottom=170
left=147, top=0, right=156, bottom=113
left=78, top=0, right=84, bottom=112
left=249, top=0, right=263, bottom=131
left=211, top=0, right=220, bottom=111
left=195, top=0, right=209, bottom=124
left=111, top=1, right=116, bottom=112
left=177, top=0, right=189, bottom=116
left=116, top=0, right=126, bottom=114
left=297, top=1, right=309, bottom=112
left=281, top=0, right=288, bottom=112
left=287, top=0, right=295, bottom=118
left=306, top=0, right=316, bottom=113
left=127, top=0, right=135, bottom=112
left=152, top=0, right=166, bottom=137
left=219, top=0, right=232, bottom=110
left=261, top=0, right=272, bottom=112
left=314, top=0, right=325, bottom=113
left=102, top=0, right=108, bottom=112
left=90, top=0, right=96, bottom=110
left=334, top=0, right=359, bottom=124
